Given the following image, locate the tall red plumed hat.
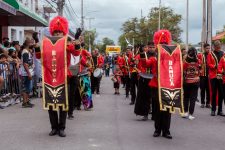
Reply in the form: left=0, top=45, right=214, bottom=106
left=153, top=29, right=172, bottom=45
left=49, top=16, right=69, bottom=36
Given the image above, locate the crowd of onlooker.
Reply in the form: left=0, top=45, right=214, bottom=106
left=0, top=37, right=41, bottom=109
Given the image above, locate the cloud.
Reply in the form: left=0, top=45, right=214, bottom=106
left=67, top=0, right=225, bottom=45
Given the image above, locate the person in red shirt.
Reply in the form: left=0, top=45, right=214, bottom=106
left=218, top=53, right=225, bottom=109
left=198, top=43, right=210, bottom=108
left=34, top=16, right=81, bottom=137
left=207, top=40, right=224, bottom=116
left=140, top=30, right=173, bottom=139
left=134, top=42, right=156, bottom=121
left=129, top=45, right=139, bottom=105
left=112, top=65, right=123, bottom=94
left=183, top=47, right=201, bottom=120
left=91, top=49, right=104, bottom=95
left=119, top=48, right=132, bottom=98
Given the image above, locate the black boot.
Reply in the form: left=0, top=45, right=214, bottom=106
left=58, top=130, right=66, bottom=137
left=49, top=129, right=58, bottom=136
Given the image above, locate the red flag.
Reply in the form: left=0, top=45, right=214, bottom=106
left=41, top=36, right=68, bottom=111
left=158, top=44, right=184, bottom=115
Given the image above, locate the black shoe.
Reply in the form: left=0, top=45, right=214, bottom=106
left=58, top=130, right=66, bottom=137
left=206, top=104, right=211, bottom=108
left=49, top=129, right=58, bottom=136
left=68, top=115, right=74, bottom=120
left=162, top=133, right=173, bottom=139
left=129, top=102, right=134, bottom=105
left=27, top=101, right=35, bottom=107
left=200, top=104, right=205, bottom=108
left=153, top=132, right=161, bottom=137
left=77, top=107, right=81, bottom=110
left=22, top=102, right=33, bottom=108
left=142, top=116, right=148, bottom=121
left=211, top=111, right=216, bottom=116
left=217, top=112, right=225, bottom=116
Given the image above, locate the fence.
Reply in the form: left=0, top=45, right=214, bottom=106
left=0, top=62, right=21, bottom=107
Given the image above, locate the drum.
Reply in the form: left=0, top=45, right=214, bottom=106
left=93, top=68, right=102, bottom=78
left=111, top=77, right=117, bottom=83
left=69, top=64, right=80, bottom=76
left=139, top=73, right=153, bottom=79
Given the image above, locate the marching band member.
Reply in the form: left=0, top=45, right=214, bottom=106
left=112, top=65, right=123, bottom=95
left=140, top=30, right=176, bottom=139
left=34, top=16, right=81, bottom=137
left=78, top=42, right=93, bottom=110
left=119, top=48, right=132, bottom=98
left=198, top=43, right=210, bottom=108
left=91, top=49, right=104, bottom=95
left=129, top=45, right=139, bottom=105
left=207, top=40, right=224, bottom=116
left=134, top=42, right=156, bottom=121
left=183, top=47, right=201, bottom=120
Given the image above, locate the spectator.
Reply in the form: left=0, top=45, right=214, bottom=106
left=8, top=48, right=21, bottom=69
left=20, top=39, right=35, bottom=108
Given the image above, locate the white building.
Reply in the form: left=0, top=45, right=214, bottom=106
left=7, top=0, right=47, bottom=44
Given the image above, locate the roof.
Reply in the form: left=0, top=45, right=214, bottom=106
left=3, top=0, right=48, bottom=26
left=212, top=31, right=225, bottom=41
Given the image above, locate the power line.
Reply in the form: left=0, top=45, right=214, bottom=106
left=65, top=4, right=81, bottom=26
left=44, top=0, right=57, bottom=9
left=64, top=5, right=80, bottom=27
left=67, top=0, right=80, bottom=19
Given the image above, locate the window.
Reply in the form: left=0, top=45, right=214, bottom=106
left=11, top=29, right=17, bottom=41
left=19, top=31, right=23, bottom=44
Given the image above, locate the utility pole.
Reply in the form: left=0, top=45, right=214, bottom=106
left=57, top=0, right=65, bottom=16
left=207, top=0, right=212, bottom=46
left=158, top=0, right=161, bottom=30
left=86, top=17, right=94, bottom=52
left=81, top=0, right=84, bottom=30
left=186, top=0, right=189, bottom=51
left=201, top=0, right=207, bottom=50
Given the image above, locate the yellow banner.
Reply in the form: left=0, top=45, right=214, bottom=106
left=106, top=46, right=121, bottom=53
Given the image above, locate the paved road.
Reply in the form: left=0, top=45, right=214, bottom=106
left=0, top=77, right=225, bottom=150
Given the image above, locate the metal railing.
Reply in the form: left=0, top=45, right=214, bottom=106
left=0, top=62, right=21, bottom=108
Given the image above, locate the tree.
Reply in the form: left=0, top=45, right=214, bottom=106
left=100, top=37, right=115, bottom=53
left=147, top=7, right=182, bottom=42
left=118, top=6, right=183, bottom=47
left=83, top=30, right=97, bottom=50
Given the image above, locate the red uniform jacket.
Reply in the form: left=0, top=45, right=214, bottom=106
left=36, top=44, right=80, bottom=77
left=207, top=51, right=219, bottom=79
left=198, top=53, right=208, bottom=77
left=97, top=55, right=104, bottom=68
left=217, top=55, right=225, bottom=83
left=119, top=56, right=130, bottom=76
left=141, top=57, right=158, bottom=88
left=79, top=49, right=91, bottom=72
left=183, top=59, right=201, bottom=84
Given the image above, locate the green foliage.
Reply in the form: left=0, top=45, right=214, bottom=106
left=83, top=30, right=97, bottom=50
left=221, top=35, right=225, bottom=44
left=95, top=37, right=115, bottom=54
left=118, top=7, right=183, bottom=47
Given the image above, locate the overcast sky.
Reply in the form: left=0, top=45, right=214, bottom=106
left=66, top=0, right=225, bottom=44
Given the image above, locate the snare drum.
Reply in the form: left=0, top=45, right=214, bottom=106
left=93, top=68, right=102, bottom=78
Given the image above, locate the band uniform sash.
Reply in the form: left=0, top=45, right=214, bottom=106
left=158, top=44, right=184, bottom=115
left=41, top=36, right=68, bottom=111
